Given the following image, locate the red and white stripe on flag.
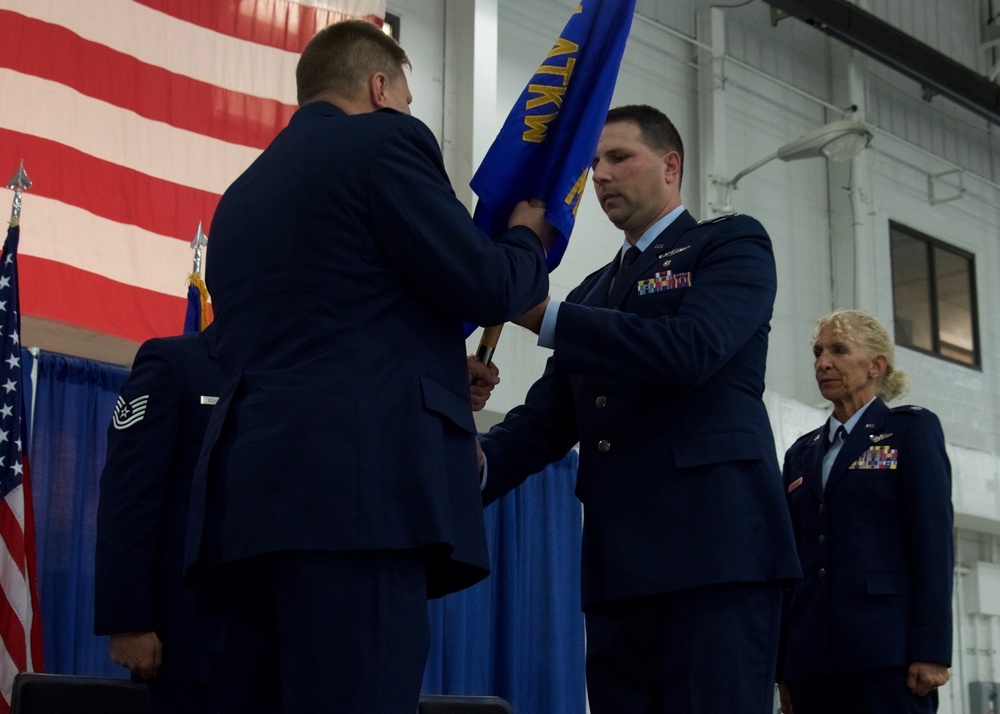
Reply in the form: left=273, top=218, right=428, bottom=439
left=0, top=0, right=385, bottom=342
left=0, top=463, right=42, bottom=713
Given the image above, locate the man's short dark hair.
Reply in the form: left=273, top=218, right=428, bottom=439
left=606, top=105, right=684, bottom=184
left=296, top=20, right=411, bottom=106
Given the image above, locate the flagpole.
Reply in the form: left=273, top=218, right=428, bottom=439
left=7, top=160, right=32, bottom=228
left=0, top=159, right=45, bottom=683
left=475, top=198, right=547, bottom=366
left=476, top=324, right=503, bottom=365
left=185, top=222, right=213, bottom=334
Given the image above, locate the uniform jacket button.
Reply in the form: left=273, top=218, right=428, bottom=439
left=595, top=395, right=607, bottom=408
left=598, top=440, right=611, bottom=452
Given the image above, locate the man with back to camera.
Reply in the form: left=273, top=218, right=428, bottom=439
left=184, top=19, right=554, bottom=714
left=95, top=324, right=221, bottom=714
left=479, top=104, right=802, bottom=714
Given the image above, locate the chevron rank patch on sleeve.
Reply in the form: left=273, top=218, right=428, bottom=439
left=112, top=394, right=149, bottom=430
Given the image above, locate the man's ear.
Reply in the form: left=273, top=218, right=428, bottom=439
left=663, top=150, right=682, bottom=185
left=368, top=72, right=390, bottom=109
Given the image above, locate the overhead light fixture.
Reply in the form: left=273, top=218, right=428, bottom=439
left=713, top=119, right=873, bottom=213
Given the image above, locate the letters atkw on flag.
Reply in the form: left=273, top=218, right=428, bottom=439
left=470, top=0, right=636, bottom=271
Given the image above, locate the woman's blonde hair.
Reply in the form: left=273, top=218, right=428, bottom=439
left=813, top=309, right=909, bottom=401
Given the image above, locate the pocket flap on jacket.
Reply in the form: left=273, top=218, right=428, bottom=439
left=420, top=375, right=476, bottom=434
left=673, top=430, right=762, bottom=468
left=866, top=571, right=912, bottom=595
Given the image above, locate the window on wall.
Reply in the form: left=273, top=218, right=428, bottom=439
left=383, top=12, right=400, bottom=41
left=889, top=221, right=979, bottom=367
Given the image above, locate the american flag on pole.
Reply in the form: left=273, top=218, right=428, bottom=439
left=0, top=0, right=384, bottom=343
left=0, top=222, right=43, bottom=713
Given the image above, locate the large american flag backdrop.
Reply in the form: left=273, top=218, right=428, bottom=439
left=0, top=0, right=384, bottom=343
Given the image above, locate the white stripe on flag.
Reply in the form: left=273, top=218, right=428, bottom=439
left=0, top=0, right=300, bottom=102
left=0, top=70, right=262, bottom=194
left=299, top=0, right=386, bottom=15
left=0, top=634, right=17, bottom=709
left=21, top=196, right=203, bottom=297
left=1, top=487, right=22, bottom=532
left=0, top=495, right=29, bottom=636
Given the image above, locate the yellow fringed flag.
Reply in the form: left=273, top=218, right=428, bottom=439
left=183, top=272, right=213, bottom=334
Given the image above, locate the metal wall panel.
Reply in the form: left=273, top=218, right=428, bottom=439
left=866, top=63, right=1000, bottom=187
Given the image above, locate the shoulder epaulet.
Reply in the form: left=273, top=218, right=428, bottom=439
left=695, top=214, right=738, bottom=226
left=792, top=428, right=821, bottom=446
left=887, top=404, right=925, bottom=415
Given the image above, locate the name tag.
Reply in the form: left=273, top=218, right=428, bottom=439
left=200, top=395, right=219, bottom=405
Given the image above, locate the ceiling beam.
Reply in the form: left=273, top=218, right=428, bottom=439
left=762, top=0, right=1000, bottom=126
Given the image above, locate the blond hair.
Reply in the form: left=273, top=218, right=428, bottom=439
left=813, top=309, right=909, bottom=401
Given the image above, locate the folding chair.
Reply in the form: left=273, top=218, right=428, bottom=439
left=10, top=672, right=150, bottom=714
left=418, top=694, right=515, bottom=713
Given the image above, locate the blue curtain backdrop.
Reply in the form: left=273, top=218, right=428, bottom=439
left=28, top=350, right=128, bottom=677
left=23, top=349, right=586, bottom=713
left=423, top=450, right=585, bottom=714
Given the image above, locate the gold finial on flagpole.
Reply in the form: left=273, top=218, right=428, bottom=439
left=475, top=197, right=547, bottom=365
left=6, top=161, right=31, bottom=228
left=190, top=221, right=208, bottom=275
left=476, top=325, right=503, bottom=366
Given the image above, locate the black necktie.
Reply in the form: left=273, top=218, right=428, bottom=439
left=611, top=245, right=641, bottom=291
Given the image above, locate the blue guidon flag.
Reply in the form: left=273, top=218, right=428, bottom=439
left=471, top=0, right=636, bottom=270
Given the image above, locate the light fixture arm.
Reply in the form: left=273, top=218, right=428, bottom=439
left=712, top=120, right=872, bottom=214
left=729, top=151, right=780, bottom=191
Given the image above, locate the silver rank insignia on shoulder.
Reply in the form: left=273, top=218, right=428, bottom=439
left=657, top=245, right=690, bottom=260
left=112, top=394, right=149, bottom=430
left=200, top=396, right=219, bottom=405
left=870, top=433, right=893, bottom=443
